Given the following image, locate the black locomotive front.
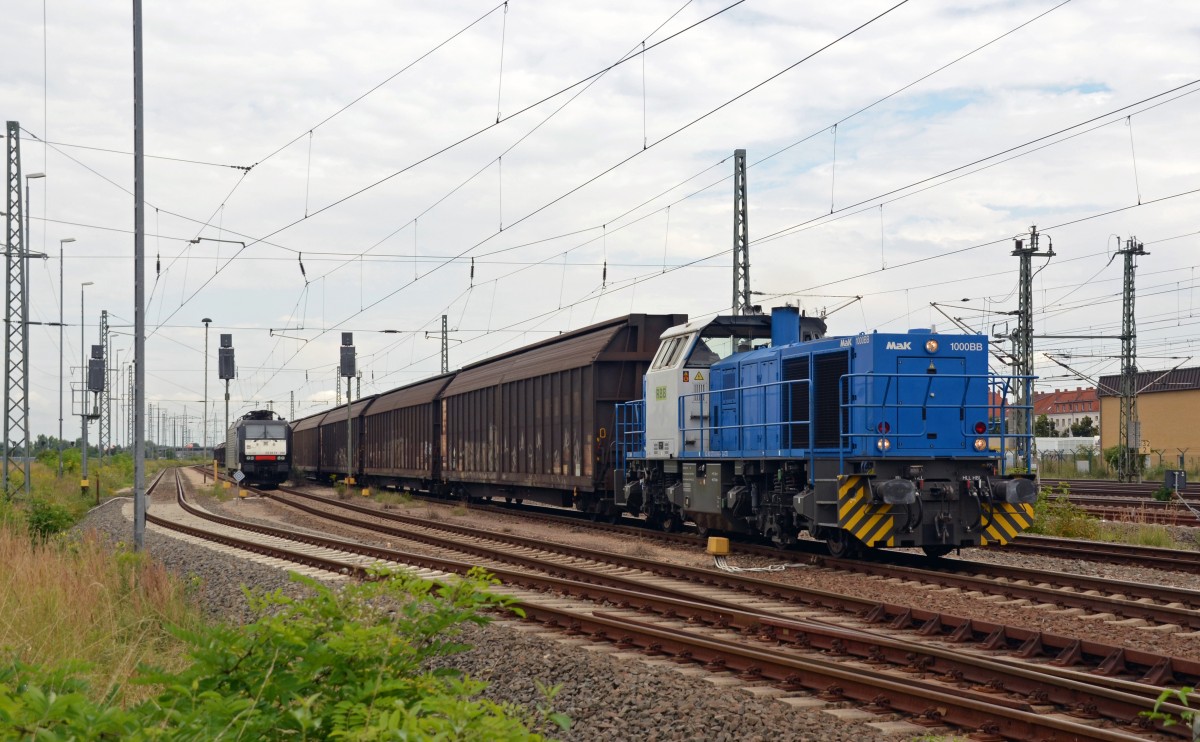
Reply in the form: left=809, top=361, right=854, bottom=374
left=226, top=410, right=291, bottom=487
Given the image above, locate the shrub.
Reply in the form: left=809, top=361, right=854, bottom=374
left=0, top=567, right=563, bottom=740
left=25, top=499, right=74, bottom=543
left=1028, top=483, right=1100, bottom=540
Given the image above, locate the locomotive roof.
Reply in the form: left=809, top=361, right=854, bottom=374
left=659, top=314, right=773, bottom=340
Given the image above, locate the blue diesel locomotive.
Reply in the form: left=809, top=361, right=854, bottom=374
left=616, top=307, right=1036, bottom=557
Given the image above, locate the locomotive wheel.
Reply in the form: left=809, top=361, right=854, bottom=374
left=921, top=545, right=954, bottom=558
left=661, top=514, right=684, bottom=533
left=825, top=530, right=862, bottom=559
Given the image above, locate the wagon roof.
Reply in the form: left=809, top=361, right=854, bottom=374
left=291, top=410, right=333, bottom=432
left=444, top=314, right=678, bottom=396
left=366, top=373, right=456, bottom=415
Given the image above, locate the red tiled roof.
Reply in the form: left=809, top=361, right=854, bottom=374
left=1033, top=387, right=1098, bottom=415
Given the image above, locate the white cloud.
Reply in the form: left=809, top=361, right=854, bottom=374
left=3, top=0, right=1198, bottom=444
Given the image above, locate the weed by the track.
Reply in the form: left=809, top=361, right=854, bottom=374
left=1028, top=483, right=1101, bottom=540
left=627, top=542, right=656, bottom=558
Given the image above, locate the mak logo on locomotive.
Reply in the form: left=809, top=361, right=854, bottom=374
left=885, top=341, right=912, bottom=350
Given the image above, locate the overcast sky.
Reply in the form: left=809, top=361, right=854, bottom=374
left=4, top=0, right=1199, bottom=447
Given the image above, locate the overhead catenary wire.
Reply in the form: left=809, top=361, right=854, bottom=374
left=31, top=0, right=1074, bottom=347
left=45, top=3, right=1196, bottom=420
left=206, top=0, right=904, bottom=397
left=495, top=1, right=508, bottom=123
left=253, top=2, right=510, bottom=169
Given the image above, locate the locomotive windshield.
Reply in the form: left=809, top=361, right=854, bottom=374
left=245, top=422, right=287, bottom=439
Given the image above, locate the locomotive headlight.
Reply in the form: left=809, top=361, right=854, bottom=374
left=876, top=437, right=891, bottom=451
left=924, top=339, right=939, bottom=354
left=973, top=438, right=987, bottom=451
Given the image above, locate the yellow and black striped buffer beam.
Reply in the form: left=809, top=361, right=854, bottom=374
left=836, top=475, right=895, bottom=548
left=979, top=502, right=1035, bottom=546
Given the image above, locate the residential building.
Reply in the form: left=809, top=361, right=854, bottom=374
left=1033, top=387, right=1099, bottom=436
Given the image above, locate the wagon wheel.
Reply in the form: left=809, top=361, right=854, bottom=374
left=661, top=513, right=684, bottom=533
left=921, top=544, right=954, bottom=558
left=825, top=529, right=862, bottom=559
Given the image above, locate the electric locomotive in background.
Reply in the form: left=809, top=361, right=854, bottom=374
left=225, top=409, right=292, bottom=488
left=616, top=306, right=1037, bottom=557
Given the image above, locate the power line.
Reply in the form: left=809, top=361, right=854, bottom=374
left=153, top=0, right=906, bottom=351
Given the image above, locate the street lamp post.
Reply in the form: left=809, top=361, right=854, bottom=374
left=58, top=238, right=75, bottom=476
left=81, top=281, right=93, bottom=493
left=202, top=318, right=211, bottom=458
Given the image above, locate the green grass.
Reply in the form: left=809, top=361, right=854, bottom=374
left=1028, top=483, right=1198, bottom=550
left=0, top=523, right=203, bottom=705
left=374, top=490, right=415, bottom=509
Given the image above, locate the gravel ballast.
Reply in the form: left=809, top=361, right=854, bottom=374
left=76, top=492, right=895, bottom=741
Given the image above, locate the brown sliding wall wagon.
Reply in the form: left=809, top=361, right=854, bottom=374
left=288, top=314, right=684, bottom=513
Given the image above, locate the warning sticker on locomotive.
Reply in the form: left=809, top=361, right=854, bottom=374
left=655, top=386, right=667, bottom=400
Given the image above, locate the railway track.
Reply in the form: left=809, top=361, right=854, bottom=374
left=1000, top=535, right=1200, bottom=574
left=162, top=469, right=1200, bottom=738
left=266, top=484, right=1200, bottom=635
left=274, top=469, right=1200, bottom=576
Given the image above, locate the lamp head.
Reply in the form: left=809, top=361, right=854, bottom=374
left=202, top=317, right=212, bottom=324
left=26, top=173, right=46, bottom=180
left=82, top=281, right=94, bottom=287
left=61, top=237, right=76, bottom=244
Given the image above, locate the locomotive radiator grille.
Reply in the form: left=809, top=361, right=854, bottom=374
left=978, top=502, right=1035, bottom=546
left=836, top=475, right=895, bottom=547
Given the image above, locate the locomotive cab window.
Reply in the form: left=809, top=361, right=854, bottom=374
left=245, top=423, right=287, bottom=439
left=652, top=335, right=691, bottom=370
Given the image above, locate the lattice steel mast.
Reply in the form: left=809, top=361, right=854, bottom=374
left=731, top=149, right=750, bottom=315
left=441, top=314, right=449, bottom=374
left=1117, top=236, right=1147, bottom=482
left=4, top=121, right=30, bottom=498
left=1010, top=226, right=1053, bottom=471
left=99, top=310, right=110, bottom=461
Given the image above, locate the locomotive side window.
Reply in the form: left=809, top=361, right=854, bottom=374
left=687, top=338, right=720, bottom=367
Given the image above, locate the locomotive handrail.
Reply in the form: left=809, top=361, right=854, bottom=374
left=662, top=372, right=1032, bottom=478
left=676, top=378, right=815, bottom=459
left=614, top=400, right=645, bottom=474
left=838, top=371, right=1035, bottom=476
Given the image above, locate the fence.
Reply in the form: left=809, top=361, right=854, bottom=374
left=1036, top=450, right=1200, bottom=481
